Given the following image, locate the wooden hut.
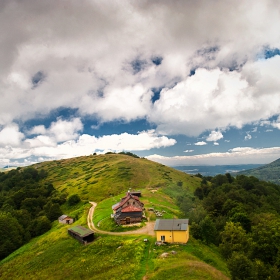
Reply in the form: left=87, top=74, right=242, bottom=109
left=58, top=214, right=74, bottom=224
left=130, top=190, right=142, bottom=197
left=68, top=225, right=94, bottom=244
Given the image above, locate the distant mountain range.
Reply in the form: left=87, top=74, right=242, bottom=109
left=173, top=159, right=280, bottom=185
left=3, top=165, right=17, bottom=169
left=237, top=158, right=280, bottom=185
left=0, top=166, right=17, bottom=172
left=173, top=164, right=263, bottom=177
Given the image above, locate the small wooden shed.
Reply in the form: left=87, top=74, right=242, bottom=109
left=130, top=190, right=142, bottom=197
left=58, top=214, right=74, bottom=224
left=68, top=225, right=94, bottom=244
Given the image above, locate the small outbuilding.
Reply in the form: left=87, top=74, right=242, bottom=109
left=58, top=214, right=74, bottom=224
left=154, top=219, right=189, bottom=244
left=130, top=190, right=142, bottom=197
left=68, top=225, right=94, bottom=244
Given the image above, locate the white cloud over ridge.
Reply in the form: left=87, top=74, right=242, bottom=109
left=147, top=147, right=280, bottom=166
left=0, top=127, right=176, bottom=166
left=25, top=118, right=83, bottom=148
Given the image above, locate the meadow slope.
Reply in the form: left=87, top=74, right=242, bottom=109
left=35, top=154, right=201, bottom=201
left=0, top=154, right=230, bottom=279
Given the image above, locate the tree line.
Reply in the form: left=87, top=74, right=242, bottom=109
left=0, top=167, right=66, bottom=260
left=177, top=173, right=280, bottom=280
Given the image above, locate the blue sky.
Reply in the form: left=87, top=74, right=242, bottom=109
left=1, top=0, right=280, bottom=167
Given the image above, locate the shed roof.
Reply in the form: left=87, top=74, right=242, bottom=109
left=154, top=219, right=189, bottom=231
left=129, top=190, right=141, bottom=196
left=58, top=214, right=68, bottom=221
left=68, top=226, right=94, bottom=237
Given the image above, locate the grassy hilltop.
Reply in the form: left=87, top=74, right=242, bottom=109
left=35, top=153, right=202, bottom=202
left=0, top=154, right=230, bottom=280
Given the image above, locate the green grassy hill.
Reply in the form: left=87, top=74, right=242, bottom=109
left=0, top=154, right=230, bottom=279
left=36, top=153, right=200, bottom=202
left=237, top=157, right=280, bottom=185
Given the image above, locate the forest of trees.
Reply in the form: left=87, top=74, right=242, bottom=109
left=0, top=167, right=66, bottom=260
left=177, top=173, right=280, bottom=279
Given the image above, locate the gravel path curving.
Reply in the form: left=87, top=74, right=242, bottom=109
left=87, top=201, right=155, bottom=236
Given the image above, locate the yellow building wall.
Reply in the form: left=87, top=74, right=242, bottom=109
left=156, top=230, right=173, bottom=243
left=155, top=229, right=189, bottom=243
left=173, top=230, right=189, bottom=243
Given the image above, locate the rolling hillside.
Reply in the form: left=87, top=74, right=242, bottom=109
left=237, top=157, right=280, bottom=185
left=0, top=154, right=230, bottom=279
left=35, top=153, right=201, bottom=202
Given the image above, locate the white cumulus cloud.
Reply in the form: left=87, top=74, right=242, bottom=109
left=245, top=133, right=252, bottom=141
left=1, top=1, right=280, bottom=166
left=206, top=131, right=224, bottom=142
left=0, top=1, right=280, bottom=135
left=0, top=130, right=176, bottom=166
left=0, top=123, right=24, bottom=147
left=194, top=141, right=207, bottom=146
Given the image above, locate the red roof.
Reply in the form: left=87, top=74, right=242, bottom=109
left=121, top=205, right=142, bottom=213
left=113, top=193, right=141, bottom=211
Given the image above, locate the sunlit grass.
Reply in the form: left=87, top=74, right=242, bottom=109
left=37, top=154, right=201, bottom=203
left=0, top=154, right=230, bottom=280
left=146, top=238, right=230, bottom=280
left=0, top=203, right=229, bottom=280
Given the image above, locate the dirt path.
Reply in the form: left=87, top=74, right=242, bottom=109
left=87, top=201, right=155, bottom=236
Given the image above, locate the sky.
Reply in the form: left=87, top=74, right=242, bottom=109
left=1, top=0, right=280, bottom=168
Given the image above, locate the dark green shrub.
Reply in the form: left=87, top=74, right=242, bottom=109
left=68, top=194, right=81, bottom=206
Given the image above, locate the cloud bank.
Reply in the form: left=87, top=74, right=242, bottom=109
left=147, top=147, right=280, bottom=166
left=0, top=119, right=176, bottom=166
left=1, top=0, right=280, bottom=165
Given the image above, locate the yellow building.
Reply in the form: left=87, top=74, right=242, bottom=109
left=154, top=219, right=189, bottom=244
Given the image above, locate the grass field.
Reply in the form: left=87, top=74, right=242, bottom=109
left=36, top=154, right=200, bottom=202
left=0, top=154, right=230, bottom=279
left=93, top=188, right=181, bottom=231
left=0, top=213, right=229, bottom=280
left=145, top=238, right=229, bottom=280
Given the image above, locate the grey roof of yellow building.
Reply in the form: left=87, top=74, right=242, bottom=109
left=154, top=219, right=189, bottom=231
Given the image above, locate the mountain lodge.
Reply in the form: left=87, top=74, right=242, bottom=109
left=112, top=191, right=144, bottom=225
